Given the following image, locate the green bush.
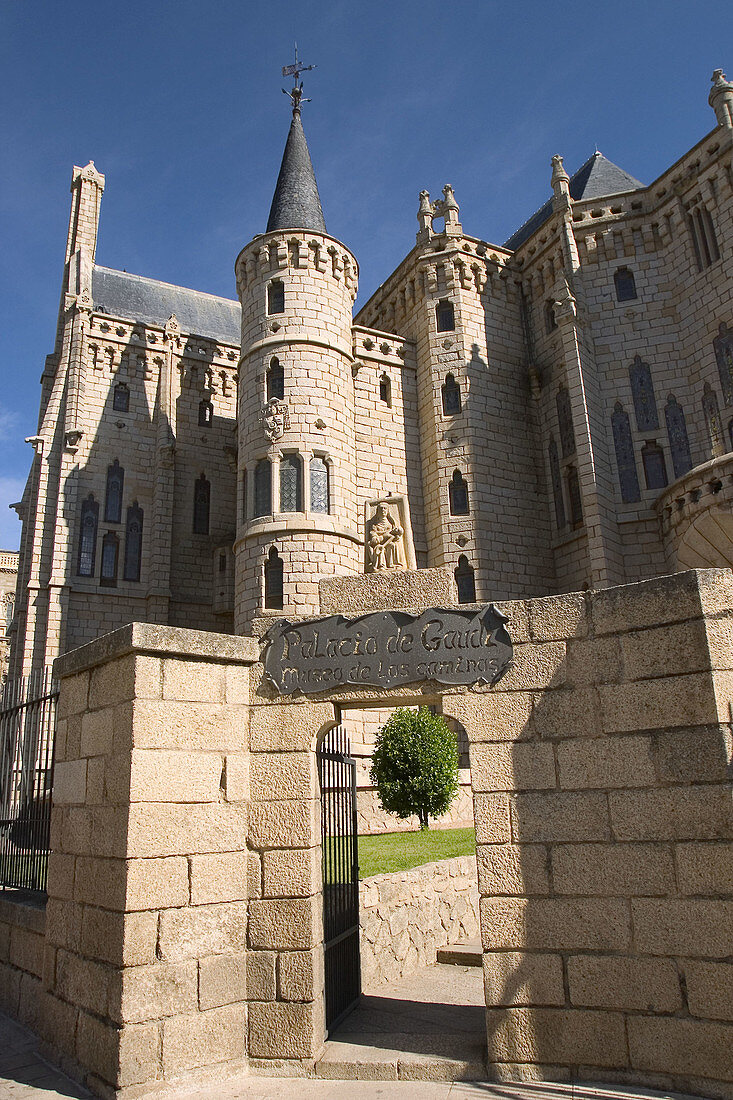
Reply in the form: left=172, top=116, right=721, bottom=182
left=370, top=707, right=460, bottom=830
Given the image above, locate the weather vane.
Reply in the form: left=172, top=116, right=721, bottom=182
left=282, top=42, right=315, bottom=111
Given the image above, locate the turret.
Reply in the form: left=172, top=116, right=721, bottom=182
left=709, top=69, right=733, bottom=129
left=233, top=81, right=360, bottom=629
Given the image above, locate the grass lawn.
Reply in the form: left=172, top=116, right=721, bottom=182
left=358, top=826, right=475, bottom=879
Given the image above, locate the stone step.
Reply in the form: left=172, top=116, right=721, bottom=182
left=435, top=940, right=482, bottom=966
left=315, top=1035, right=486, bottom=1081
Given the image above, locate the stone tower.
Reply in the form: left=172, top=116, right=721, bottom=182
left=233, top=90, right=361, bottom=629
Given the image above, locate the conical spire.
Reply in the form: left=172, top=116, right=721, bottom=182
left=266, top=103, right=326, bottom=234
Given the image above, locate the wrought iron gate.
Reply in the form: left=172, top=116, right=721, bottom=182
left=318, top=724, right=360, bottom=1031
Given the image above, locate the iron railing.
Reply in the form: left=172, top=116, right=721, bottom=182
left=0, top=668, right=58, bottom=895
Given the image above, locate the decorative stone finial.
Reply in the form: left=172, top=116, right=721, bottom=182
left=551, top=155, right=572, bottom=212
left=709, top=69, right=733, bottom=128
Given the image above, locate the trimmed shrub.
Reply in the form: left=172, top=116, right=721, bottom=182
left=370, top=707, right=460, bottom=830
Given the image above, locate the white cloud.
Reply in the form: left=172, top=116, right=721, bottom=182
left=0, top=476, right=25, bottom=551
left=0, top=408, right=19, bottom=436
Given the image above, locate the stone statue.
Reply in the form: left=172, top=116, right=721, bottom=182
left=259, top=398, right=290, bottom=442
left=366, top=503, right=404, bottom=572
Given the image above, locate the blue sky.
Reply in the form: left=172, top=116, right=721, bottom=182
left=0, top=0, right=729, bottom=549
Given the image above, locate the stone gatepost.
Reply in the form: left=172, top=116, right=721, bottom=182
left=42, top=624, right=256, bottom=1096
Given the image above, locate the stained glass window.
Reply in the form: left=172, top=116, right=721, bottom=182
left=280, top=455, right=302, bottom=513
left=713, top=322, right=733, bottom=406
left=100, top=532, right=119, bottom=587
left=113, top=383, right=129, bottom=412
left=630, top=356, right=659, bottom=431
left=77, top=494, right=99, bottom=577
left=264, top=547, right=283, bottom=609
left=193, top=474, right=210, bottom=534
left=548, top=437, right=566, bottom=529
left=123, top=503, right=143, bottom=582
left=614, top=267, right=637, bottom=302
left=641, top=443, right=668, bottom=491
left=455, top=556, right=476, bottom=603
left=442, top=373, right=461, bottom=415
left=436, top=300, right=455, bottom=332
left=267, top=358, right=284, bottom=401
left=611, top=403, right=641, bottom=503
left=449, top=470, right=469, bottom=516
left=557, top=387, right=576, bottom=458
left=664, top=395, right=693, bottom=479
left=310, top=457, right=329, bottom=514
left=702, top=384, right=723, bottom=456
left=254, top=460, right=271, bottom=517
left=104, top=460, right=124, bottom=523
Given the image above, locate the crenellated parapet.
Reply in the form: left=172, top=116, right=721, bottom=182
left=235, top=230, right=357, bottom=299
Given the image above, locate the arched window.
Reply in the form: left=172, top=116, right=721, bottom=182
left=123, top=503, right=143, bottom=582
left=264, top=547, right=284, bottom=610
left=713, top=322, right=733, bottom=406
left=279, top=454, right=302, bottom=512
left=641, top=442, right=668, bottom=491
left=267, top=357, right=284, bottom=401
left=77, top=494, right=99, bottom=577
left=614, top=267, right=637, bottom=302
left=193, top=474, right=210, bottom=534
left=442, top=373, right=461, bottom=415
left=548, top=437, right=566, bottom=530
left=629, top=356, right=658, bottom=431
left=104, top=460, right=124, bottom=523
left=703, top=383, right=724, bottom=456
left=310, top=456, right=330, bottom=514
left=556, top=387, right=576, bottom=458
left=436, top=300, right=455, bottom=332
left=454, top=556, right=476, bottom=604
left=100, top=531, right=119, bottom=587
left=113, top=382, right=129, bottom=412
left=267, top=280, right=285, bottom=315
left=449, top=470, right=469, bottom=516
left=611, top=403, right=641, bottom=503
left=566, top=467, right=583, bottom=526
left=545, top=299, right=557, bottom=334
left=254, top=459, right=271, bottom=517
left=665, top=395, right=693, bottom=479
left=379, top=373, right=392, bottom=406
left=198, top=400, right=213, bottom=427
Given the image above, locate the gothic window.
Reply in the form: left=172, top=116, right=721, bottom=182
left=548, top=437, right=566, bottom=530
left=665, top=395, right=693, bottom=479
left=267, top=280, right=285, bottom=315
left=436, top=300, right=455, bottom=332
left=449, top=470, right=469, bottom=516
left=193, top=474, right=210, bottom=535
left=241, top=470, right=247, bottom=521
left=267, top=357, right=285, bottom=401
left=442, top=373, right=461, bottom=415
left=611, top=403, right=641, bottom=503
left=113, top=382, right=129, bottom=412
left=100, top=532, right=119, bottom=587
left=310, top=456, right=329, bottom=514
left=254, top=459, right=271, bottom=517
left=614, top=267, right=637, bottom=302
left=688, top=204, right=720, bottom=270
left=713, top=322, right=733, bottom=406
left=104, top=460, right=124, bottom=523
left=264, top=547, right=284, bottom=610
left=566, top=466, right=583, bottom=526
left=3, top=594, right=13, bottom=632
left=379, top=373, right=392, bottom=406
left=123, top=503, right=143, bottom=583
left=641, top=442, right=668, bottom=491
left=77, top=494, right=99, bottom=577
left=454, top=555, right=476, bottom=604
left=545, top=299, right=557, bottom=334
left=219, top=552, right=227, bottom=573
left=630, top=356, right=659, bottom=431
left=556, top=387, right=576, bottom=458
left=279, top=455, right=302, bottom=512
left=703, top=383, right=724, bottom=456
left=198, top=400, right=213, bottom=427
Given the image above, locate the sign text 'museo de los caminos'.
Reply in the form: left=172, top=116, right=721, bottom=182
left=261, top=605, right=513, bottom=695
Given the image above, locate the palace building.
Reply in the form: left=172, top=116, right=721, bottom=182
left=8, top=69, right=733, bottom=679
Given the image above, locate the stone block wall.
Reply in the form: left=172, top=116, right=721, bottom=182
left=0, top=894, right=45, bottom=1029
left=442, top=569, right=733, bottom=1099
left=360, top=855, right=478, bottom=988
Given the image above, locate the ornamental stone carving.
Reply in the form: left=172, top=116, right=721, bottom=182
left=259, top=398, right=290, bottom=442
left=364, top=495, right=417, bottom=573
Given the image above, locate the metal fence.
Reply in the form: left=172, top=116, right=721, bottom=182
left=0, top=668, right=58, bottom=894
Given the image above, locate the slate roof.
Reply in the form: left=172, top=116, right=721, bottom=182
left=267, top=109, right=326, bottom=234
left=504, top=152, right=645, bottom=251
left=91, top=265, right=241, bottom=345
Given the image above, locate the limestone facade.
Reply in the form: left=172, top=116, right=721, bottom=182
left=8, top=73, right=733, bottom=680
left=0, top=550, right=18, bottom=681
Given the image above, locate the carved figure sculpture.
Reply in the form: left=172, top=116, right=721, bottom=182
left=366, top=503, right=404, bottom=572
left=259, top=398, right=290, bottom=442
